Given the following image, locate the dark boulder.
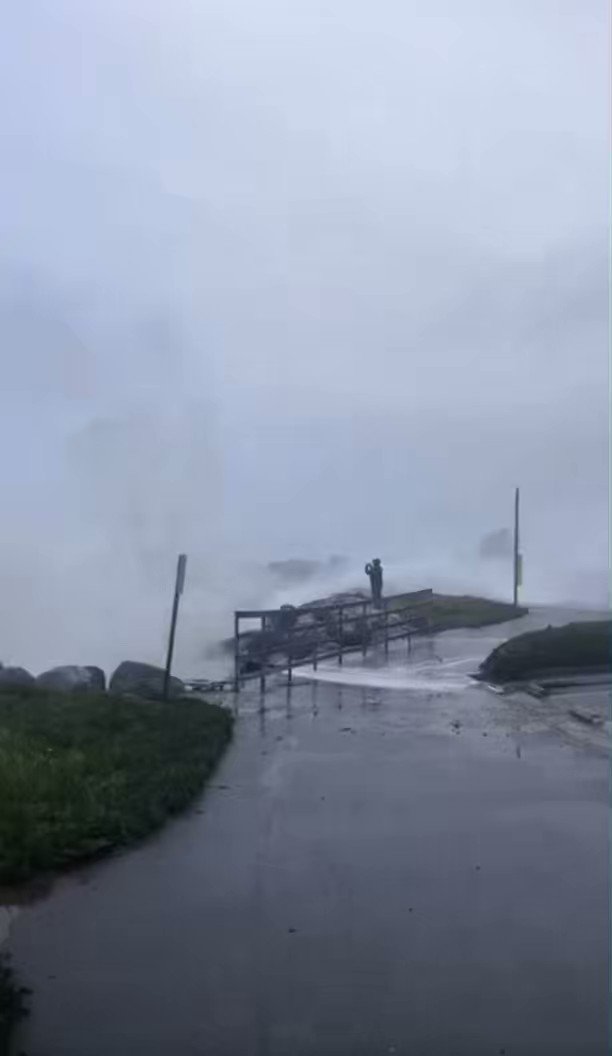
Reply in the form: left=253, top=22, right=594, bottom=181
left=109, top=661, right=184, bottom=700
left=273, top=605, right=299, bottom=634
left=0, top=666, right=35, bottom=689
left=36, top=665, right=106, bottom=694
left=478, top=620, right=611, bottom=683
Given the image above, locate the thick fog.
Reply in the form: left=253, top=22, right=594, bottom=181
left=0, top=0, right=608, bottom=676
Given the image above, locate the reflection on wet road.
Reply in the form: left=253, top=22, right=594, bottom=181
left=7, top=611, right=609, bottom=1056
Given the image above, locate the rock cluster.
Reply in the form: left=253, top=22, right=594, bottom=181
left=0, top=660, right=186, bottom=699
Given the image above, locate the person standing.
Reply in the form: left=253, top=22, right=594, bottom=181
left=365, top=558, right=384, bottom=607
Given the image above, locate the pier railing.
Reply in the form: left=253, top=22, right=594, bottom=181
left=232, top=589, right=433, bottom=691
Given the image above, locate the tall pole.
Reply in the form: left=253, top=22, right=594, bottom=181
left=163, top=553, right=187, bottom=700
left=513, top=487, right=520, bottom=607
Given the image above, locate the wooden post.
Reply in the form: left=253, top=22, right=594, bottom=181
left=287, top=625, right=293, bottom=685
left=163, top=553, right=187, bottom=700
left=513, top=486, right=520, bottom=607
left=313, top=635, right=318, bottom=672
left=362, top=602, right=368, bottom=657
left=233, top=612, right=240, bottom=692
left=260, top=615, right=266, bottom=694
left=338, top=606, right=344, bottom=666
left=384, top=604, right=389, bottom=657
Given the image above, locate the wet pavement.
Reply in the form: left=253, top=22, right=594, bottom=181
left=6, top=611, right=610, bottom=1056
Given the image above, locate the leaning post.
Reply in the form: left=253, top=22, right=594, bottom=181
left=163, top=553, right=187, bottom=701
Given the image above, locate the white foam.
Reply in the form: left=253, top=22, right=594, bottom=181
left=292, top=659, right=473, bottom=693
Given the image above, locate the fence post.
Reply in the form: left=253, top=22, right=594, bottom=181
left=338, top=606, right=344, bottom=666
left=260, top=615, right=266, bottom=694
left=384, top=604, right=389, bottom=657
left=287, top=625, right=293, bottom=685
left=233, top=612, right=240, bottom=692
left=362, top=602, right=368, bottom=657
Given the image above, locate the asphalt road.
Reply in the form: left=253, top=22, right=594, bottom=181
left=7, top=613, right=609, bottom=1056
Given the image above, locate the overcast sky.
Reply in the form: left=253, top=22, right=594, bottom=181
left=0, top=0, right=608, bottom=671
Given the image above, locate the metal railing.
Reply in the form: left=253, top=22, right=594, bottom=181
left=232, top=589, right=433, bottom=691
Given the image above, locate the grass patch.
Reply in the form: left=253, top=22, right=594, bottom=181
left=429, top=593, right=527, bottom=631
left=478, top=620, right=611, bottom=683
left=0, top=688, right=233, bottom=886
left=390, top=593, right=527, bottom=631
